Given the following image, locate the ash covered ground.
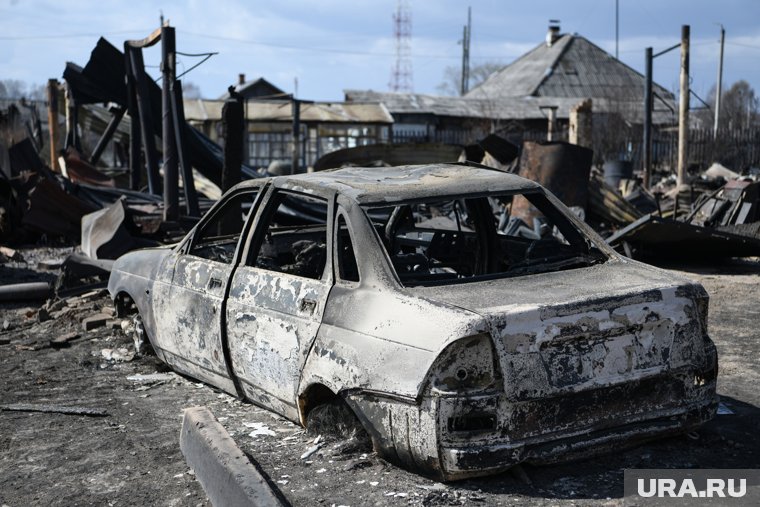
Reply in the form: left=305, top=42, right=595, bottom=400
left=1, top=247, right=759, bottom=507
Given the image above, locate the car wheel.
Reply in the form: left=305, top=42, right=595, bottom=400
left=132, top=313, right=152, bottom=356
left=306, top=398, right=371, bottom=450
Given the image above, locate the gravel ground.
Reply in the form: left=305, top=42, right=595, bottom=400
left=1, top=249, right=758, bottom=506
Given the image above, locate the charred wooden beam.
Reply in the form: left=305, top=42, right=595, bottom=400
left=127, top=47, right=161, bottom=195
left=161, top=25, right=179, bottom=221
left=171, top=80, right=200, bottom=217
left=89, top=106, right=125, bottom=166
left=46, top=79, right=60, bottom=171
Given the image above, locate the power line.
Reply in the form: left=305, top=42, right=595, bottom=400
left=178, top=29, right=463, bottom=60
left=726, top=41, right=760, bottom=50
left=0, top=29, right=153, bottom=41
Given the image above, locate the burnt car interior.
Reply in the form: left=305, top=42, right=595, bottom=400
left=189, top=190, right=260, bottom=264
left=363, top=191, right=607, bottom=286
left=250, top=192, right=329, bottom=280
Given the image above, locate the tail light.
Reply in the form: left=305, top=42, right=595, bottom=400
left=428, top=334, right=499, bottom=393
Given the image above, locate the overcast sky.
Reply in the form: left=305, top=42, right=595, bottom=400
left=1, top=0, right=759, bottom=102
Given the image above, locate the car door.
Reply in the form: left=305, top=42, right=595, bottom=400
left=157, top=186, right=264, bottom=395
left=225, top=189, right=333, bottom=419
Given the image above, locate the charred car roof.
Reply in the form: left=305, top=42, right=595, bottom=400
left=236, top=163, right=540, bottom=204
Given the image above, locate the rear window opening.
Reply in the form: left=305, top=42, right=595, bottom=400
left=362, top=191, right=606, bottom=287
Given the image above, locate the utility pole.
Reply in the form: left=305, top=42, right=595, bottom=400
left=643, top=47, right=653, bottom=188
left=460, top=6, right=471, bottom=96
left=615, top=0, right=619, bottom=60
left=713, top=24, right=725, bottom=137
left=677, top=24, right=690, bottom=188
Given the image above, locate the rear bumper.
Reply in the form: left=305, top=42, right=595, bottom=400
left=348, top=369, right=718, bottom=482
left=439, top=399, right=717, bottom=480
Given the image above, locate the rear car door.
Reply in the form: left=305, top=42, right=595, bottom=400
left=158, top=187, right=263, bottom=394
left=226, top=190, right=333, bottom=418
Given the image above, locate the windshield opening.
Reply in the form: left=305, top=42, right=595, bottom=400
left=362, top=191, right=606, bottom=287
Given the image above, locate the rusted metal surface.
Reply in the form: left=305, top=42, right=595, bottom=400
left=606, top=213, right=760, bottom=260
left=512, top=141, right=593, bottom=226
left=109, top=163, right=718, bottom=481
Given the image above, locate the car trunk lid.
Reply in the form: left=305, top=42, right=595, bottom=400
left=411, top=261, right=705, bottom=402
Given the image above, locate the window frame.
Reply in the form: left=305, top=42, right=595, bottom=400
left=180, top=185, right=266, bottom=265
left=333, top=209, right=361, bottom=286
left=243, top=188, right=334, bottom=282
left=359, top=188, right=608, bottom=288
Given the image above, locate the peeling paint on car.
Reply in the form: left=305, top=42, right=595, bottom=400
left=108, top=163, right=718, bottom=482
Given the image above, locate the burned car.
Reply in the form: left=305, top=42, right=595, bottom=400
left=108, top=164, right=718, bottom=480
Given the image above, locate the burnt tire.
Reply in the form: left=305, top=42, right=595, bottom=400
left=131, top=313, right=154, bottom=356
left=306, top=398, right=371, bottom=450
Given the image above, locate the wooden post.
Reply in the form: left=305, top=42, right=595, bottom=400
left=46, top=79, right=60, bottom=171
left=161, top=25, right=179, bottom=221
left=291, top=98, right=301, bottom=174
left=677, top=25, right=690, bottom=187
left=713, top=25, right=725, bottom=138
left=64, top=83, right=80, bottom=152
left=541, top=106, right=558, bottom=142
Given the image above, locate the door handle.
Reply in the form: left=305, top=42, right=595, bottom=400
left=299, top=298, right=317, bottom=314
left=208, top=277, right=223, bottom=290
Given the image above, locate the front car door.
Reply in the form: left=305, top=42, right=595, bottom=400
left=226, top=189, right=334, bottom=420
left=156, top=186, right=264, bottom=395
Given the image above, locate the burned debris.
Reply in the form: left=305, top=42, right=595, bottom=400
left=0, top=13, right=758, bottom=507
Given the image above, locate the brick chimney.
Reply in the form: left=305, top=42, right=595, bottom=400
left=238, top=73, right=246, bottom=85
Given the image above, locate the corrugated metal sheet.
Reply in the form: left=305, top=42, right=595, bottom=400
left=183, top=99, right=393, bottom=124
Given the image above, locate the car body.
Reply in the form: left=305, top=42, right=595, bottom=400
left=108, top=163, right=718, bottom=481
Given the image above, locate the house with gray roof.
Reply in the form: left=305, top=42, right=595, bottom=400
left=466, top=25, right=676, bottom=125
left=346, top=25, right=676, bottom=157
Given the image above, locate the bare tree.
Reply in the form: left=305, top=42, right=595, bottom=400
left=182, top=81, right=203, bottom=99
left=436, top=62, right=504, bottom=96
left=720, top=80, right=759, bottom=130
left=696, top=80, right=759, bottom=131
left=0, top=79, right=45, bottom=100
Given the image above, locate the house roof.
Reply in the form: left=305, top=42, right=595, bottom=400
left=218, top=77, right=287, bottom=100
left=343, top=89, right=674, bottom=123
left=344, top=89, right=583, bottom=120
left=466, top=33, right=675, bottom=106
left=184, top=99, right=393, bottom=124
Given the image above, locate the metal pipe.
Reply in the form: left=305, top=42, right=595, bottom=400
left=643, top=47, right=653, bottom=188
left=171, top=80, right=199, bottom=217
left=124, top=48, right=142, bottom=191
left=128, top=47, right=161, bottom=195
